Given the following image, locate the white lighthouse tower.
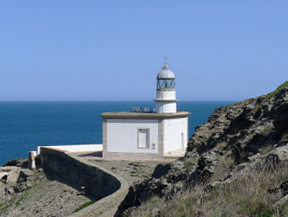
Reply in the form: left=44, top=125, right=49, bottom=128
left=154, top=59, right=178, bottom=113
left=101, top=59, right=190, bottom=159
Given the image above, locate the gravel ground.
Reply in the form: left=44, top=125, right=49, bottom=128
left=88, top=159, right=169, bottom=186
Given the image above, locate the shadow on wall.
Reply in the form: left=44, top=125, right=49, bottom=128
left=38, top=147, right=121, bottom=201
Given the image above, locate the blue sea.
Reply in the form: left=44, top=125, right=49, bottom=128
left=0, top=101, right=234, bottom=166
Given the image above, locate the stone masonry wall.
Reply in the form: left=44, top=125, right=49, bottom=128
left=39, top=147, right=121, bottom=201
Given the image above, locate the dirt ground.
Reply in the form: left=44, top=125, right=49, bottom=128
left=88, top=159, right=172, bottom=185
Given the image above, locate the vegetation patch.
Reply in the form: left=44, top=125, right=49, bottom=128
left=15, top=191, right=29, bottom=207
left=183, top=159, right=196, bottom=172
left=130, top=161, right=288, bottom=217
left=0, top=203, right=9, bottom=215
left=74, top=201, right=95, bottom=213
left=256, top=81, right=288, bottom=111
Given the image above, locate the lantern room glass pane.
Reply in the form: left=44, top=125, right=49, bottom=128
left=157, top=79, right=175, bottom=91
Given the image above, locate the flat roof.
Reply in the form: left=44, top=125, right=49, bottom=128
left=100, top=111, right=191, bottom=120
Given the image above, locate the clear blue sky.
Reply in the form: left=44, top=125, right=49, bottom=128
left=1, top=1, right=287, bottom=101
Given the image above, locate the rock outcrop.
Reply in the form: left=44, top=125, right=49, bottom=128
left=116, top=82, right=288, bottom=216
left=0, top=159, right=36, bottom=202
left=0, top=158, right=93, bottom=217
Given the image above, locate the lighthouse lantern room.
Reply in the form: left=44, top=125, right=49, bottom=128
left=154, top=59, right=178, bottom=113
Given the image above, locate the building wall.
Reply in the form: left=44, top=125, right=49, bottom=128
left=106, top=119, right=159, bottom=154
left=163, top=117, right=188, bottom=154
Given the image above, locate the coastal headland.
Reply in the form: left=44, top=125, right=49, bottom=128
left=1, top=81, right=288, bottom=217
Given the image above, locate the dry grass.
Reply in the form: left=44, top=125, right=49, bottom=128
left=209, top=153, right=234, bottom=183
left=131, top=161, right=288, bottom=217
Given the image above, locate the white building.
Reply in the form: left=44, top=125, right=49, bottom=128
left=100, top=60, right=190, bottom=159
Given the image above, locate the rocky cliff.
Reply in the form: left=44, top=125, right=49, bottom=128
left=116, top=81, right=288, bottom=216
left=0, top=158, right=92, bottom=217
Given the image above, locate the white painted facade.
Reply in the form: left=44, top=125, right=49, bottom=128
left=155, top=101, right=177, bottom=114
left=163, top=117, right=188, bottom=156
left=156, top=91, right=176, bottom=100
left=106, top=119, right=159, bottom=154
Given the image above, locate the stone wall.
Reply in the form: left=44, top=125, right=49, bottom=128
left=39, top=147, right=121, bottom=201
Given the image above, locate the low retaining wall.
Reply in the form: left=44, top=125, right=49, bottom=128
left=39, top=147, right=121, bottom=201
left=37, top=144, right=103, bottom=155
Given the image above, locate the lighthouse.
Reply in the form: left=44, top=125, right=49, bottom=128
left=100, top=59, right=190, bottom=159
left=154, top=59, right=178, bottom=113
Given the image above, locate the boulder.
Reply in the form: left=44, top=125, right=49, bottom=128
left=0, top=172, right=9, bottom=181
left=2, top=158, right=29, bottom=168
left=265, top=146, right=288, bottom=162
left=152, top=164, right=171, bottom=178
left=7, top=167, right=21, bottom=184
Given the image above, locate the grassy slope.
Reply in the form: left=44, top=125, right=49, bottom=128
left=131, top=161, right=288, bottom=217
left=130, top=81, right=288, bottom=217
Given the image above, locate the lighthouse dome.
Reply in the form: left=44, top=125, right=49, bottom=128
left=157, top=64, right=175, bottom=79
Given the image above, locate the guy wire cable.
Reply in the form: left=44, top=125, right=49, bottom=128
left=169, top=64, right=247, bottom=99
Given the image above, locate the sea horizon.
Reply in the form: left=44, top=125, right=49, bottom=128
left=0, top=100, right=237, bottom=102
left=0, top=101, right=235, bottom=166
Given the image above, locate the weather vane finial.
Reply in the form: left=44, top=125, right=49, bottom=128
left=163, top=56, right=169, bottom=69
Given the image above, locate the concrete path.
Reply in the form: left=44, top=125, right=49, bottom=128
left=68, top=152, right=175, bottom=217
left=68, top=153, right=130, bottom=217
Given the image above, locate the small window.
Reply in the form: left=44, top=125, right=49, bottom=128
left=138, top=128, right=150, bottom=149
